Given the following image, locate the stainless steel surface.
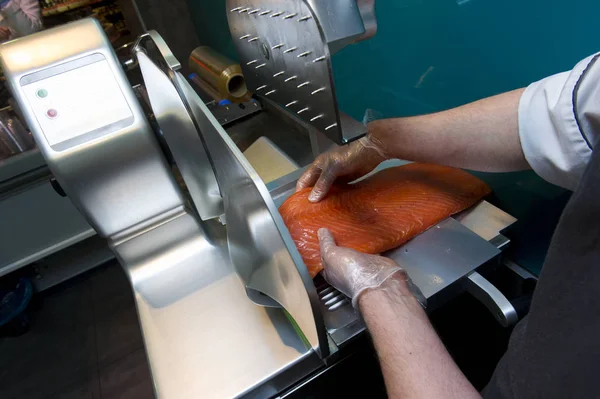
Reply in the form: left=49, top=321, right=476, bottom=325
left=135, top=33, right=225, bottom=220
left=466, top=271, right=519, bottom=327
left=3, top=21, right=331, bottom=398
left=1, top=19, right=185, bottom=239
left=226, top=0, right=372, bottom=145
left=114, top=211, right=322, bottom=398
left=225, top=100, right=314, bottom=167
left=133, top=31, right=181, bottom=71
left=0, top=180, right=94, bottom=278
left=209, top=99, right=262, bottom=126
left=259, top=95, right=336, bottom=157
left=135, top=46, right=224, bottom=220
left=179, top=74, right=330, bottom=357
left=115, top=75, right=330, bottom=395
left=306, top=0, right=377, bottom=53
left=356, top=0, right=377, bottom=42
left=314, top=276, right=364, bottom=347
left=386, top=218, right=500, bottom=306
left=137, top=37, right=330, bottom=372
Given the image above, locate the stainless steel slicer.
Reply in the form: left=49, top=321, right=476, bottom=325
left=0, top=6, right=520, bottom=398
left=1, top=18, right=328, bottom=398
left=227, top=0, right=376, bottom=145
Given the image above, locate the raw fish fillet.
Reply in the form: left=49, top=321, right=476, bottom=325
left=279, top=163, right=491, bottom=278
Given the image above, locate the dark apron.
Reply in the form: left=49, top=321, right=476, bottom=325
left=484, top=147, right=600, bottom=397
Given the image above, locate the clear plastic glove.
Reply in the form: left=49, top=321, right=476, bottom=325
left=296, top=134, right=388, bottom=202
left=318, top=228, right=426, bottom=309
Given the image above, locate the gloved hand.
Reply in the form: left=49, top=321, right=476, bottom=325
left=318, top=228, right=426, bottom=308
left=296, top=134, right=388, bottom=202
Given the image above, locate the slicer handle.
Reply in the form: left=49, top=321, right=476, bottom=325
left=132, top=31, right=181, bottom=72
left=466, top=271, right=519, bottom=327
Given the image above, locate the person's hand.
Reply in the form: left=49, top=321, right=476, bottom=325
left=318, top=228, right=426, bottom=308
left=296, top=134, right=388, bottom=202
left=0, top=27, right=11, bottom=41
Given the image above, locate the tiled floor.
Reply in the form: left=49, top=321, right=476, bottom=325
left=0, top=261, right=154, bottom=399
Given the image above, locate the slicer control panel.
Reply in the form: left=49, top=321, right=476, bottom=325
left=22, top=56, right=133, bottom=149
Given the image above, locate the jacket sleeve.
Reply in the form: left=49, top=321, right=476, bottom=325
left=518, top=53, right=600, bottom=190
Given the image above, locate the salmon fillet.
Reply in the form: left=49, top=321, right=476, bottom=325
left=279, top=163, right=491, bottom=278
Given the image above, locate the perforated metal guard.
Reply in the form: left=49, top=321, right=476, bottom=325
left=227, top=1, right=355, bottom=144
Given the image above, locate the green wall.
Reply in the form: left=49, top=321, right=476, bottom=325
left=189, top=2, right=237, bottom=61
left=189, top=0, right=600, bottom=119
left=332, top=0, right=600, bottom=120
left=187, top=0, right=598, bottom=274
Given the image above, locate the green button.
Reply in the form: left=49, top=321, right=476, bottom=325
left=37, top=88, right=48, bottom=98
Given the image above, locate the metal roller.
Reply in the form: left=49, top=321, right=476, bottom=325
left=189, top=46, right=251, bottom=102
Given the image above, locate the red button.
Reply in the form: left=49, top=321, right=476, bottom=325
left=46, top=109, right=58, bottom=119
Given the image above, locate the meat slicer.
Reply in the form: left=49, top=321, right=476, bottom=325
left=0, top=3, right=519, bottom=397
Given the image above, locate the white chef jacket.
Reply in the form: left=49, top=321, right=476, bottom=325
left=519, top=53, right=600, bottom=191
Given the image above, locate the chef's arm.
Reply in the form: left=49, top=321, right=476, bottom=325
left=302, top=53, right=600, bottom=199
left=369, top=88, right=528, bottom=173
left=298, top=88, right=528, bottom=201
left=359, top=276, right=480, bottom=399
left=318, top=228, right=479, bottom=398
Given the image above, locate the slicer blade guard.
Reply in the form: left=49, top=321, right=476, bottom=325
left=226, top=0, right=377, bottom=145
left=133, top=32, right=331, bottom=358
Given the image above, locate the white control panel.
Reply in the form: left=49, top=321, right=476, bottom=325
left=23, top=58, right=133, bottom=147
